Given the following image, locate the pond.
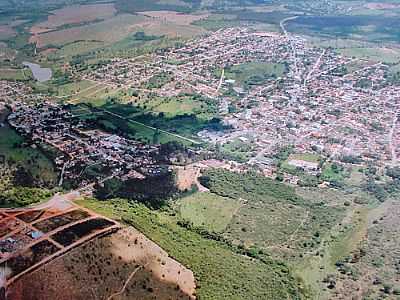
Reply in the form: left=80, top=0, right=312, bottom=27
left=22, top=61, right=52, bottom=82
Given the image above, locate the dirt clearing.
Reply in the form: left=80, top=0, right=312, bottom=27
left=7, top=227, right=196, bottom=300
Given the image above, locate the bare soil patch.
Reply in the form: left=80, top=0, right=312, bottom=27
left=30, top=3, right=116, bottom=34
left=7, top=227, right=196, bottom=300
left=138, top=11, right=209, bottom=25
left=365, top=2, right=400, bottom=10
left=0, top=26, right=15, bottom=40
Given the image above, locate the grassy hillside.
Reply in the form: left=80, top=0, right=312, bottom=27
left=77, top=198, right=306, bottom=300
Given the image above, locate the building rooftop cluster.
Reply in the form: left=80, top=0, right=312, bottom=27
left=83, top=27, right=400, bottom=170
left=8, top=103, right=166, bottom=187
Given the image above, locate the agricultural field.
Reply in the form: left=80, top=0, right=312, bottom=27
left=77, top=198, right=305, bottom=300
left=30, top=7, right=206, bottom=50
left=30, top=3, right=117, bottom=34
left=137, top=11, right=208, bottom=26
left=192, top=14, right=245, bottom=31
left=0, top=25, right=16, bottom=40
left=338, top=47, right=400, bottom=64
left=115, top=0, right=197, bottom=14
left=177, top=192, right=242, bottom=232
left=8, top=224, right=196, bottom=300
left=0, top=68, right=31, bottom=81
left=47, top=41, right=105, bottom=60
left=30, top=14, right=149, bottom=48
left=286, top=14, right=400, bottom=44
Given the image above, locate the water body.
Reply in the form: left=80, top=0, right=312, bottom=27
left=22, top=61, right=52, bottom=82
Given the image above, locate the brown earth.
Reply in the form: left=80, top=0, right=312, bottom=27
left=175, top=165, right=209, bottom=192
left=137, top=11, right=209, bottom=26
left=30, top=3, right=116, bottom=33
left=365, top=2, right=400, bottom=10
left=7, top=227, right=196, bottom=300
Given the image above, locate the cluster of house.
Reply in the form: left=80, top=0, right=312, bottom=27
left=82, top=27, right=400, bottom=173
left=8, top=102, right=167, bottom=187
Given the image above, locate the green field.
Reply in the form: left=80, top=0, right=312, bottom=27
left=338, top=47, right=400, bottom=64
left=222, top=62, right=287, bottom=88
left=0, top=68, right=31, bottom=80
left=0, top=187, right=53, bottom=208
left=281, top=153, right=321, bottom=173
left=0, top=122, right=58, bottom=185
left=200, top=169, right=345, bottom=258
left=140, top=94, right=217, bottom=120
left=177, top=192, right=242, bottom=232
left=49, top=41, right=105, bottom=60
left=77, top=198, right=305, bottom=300
left=220, top=138, right=255, bottom=162
left=70, top=103, right=196, bottom=146
left=192, top=14, right=244, bottom=31
left=56, top=80, right=96, bottom=97
left=321, top=162, right=347, bottom=183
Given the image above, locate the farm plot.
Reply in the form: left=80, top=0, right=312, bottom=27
left=50, top=218, right=115, bottom=247
left=0, top=68, right=30, bottom=81
left=0, top=218, right=21, bottom=237
left=15, top=210, right=45, bottom=223
left=0, top=240, right=60, bottom=280
left=30, top=3, right=116, bottom=33
left=30, top=14, right=149, bottom=48
left=338, top=47, right=400, bottom=64
left=32, top=209, right=90, bottom=233
left=137, top=11, right=208, bottom=26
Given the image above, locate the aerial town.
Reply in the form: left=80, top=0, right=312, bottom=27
left=1, top=27, right=399, bottom=185
left=81, top=27, right=400, bottom=173
left=2, top=0, right=400, bottom=298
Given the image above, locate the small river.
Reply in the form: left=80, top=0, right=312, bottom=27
left=22, top=61, right=52, bottom=82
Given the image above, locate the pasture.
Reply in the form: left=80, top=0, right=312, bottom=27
left=177, top=192, right=242, bottom=232
left=338, top=47, right=400, bottom=64
left=200, top=169, right=346, bottom=259
left=0, top=68, right=31, bottom=80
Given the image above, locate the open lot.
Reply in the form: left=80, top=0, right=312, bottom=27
left=8, top=226, right=196, bottom=300
left=222, top=61, right=287, bottom=89
left=177, top=192, right=242, bottom=232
